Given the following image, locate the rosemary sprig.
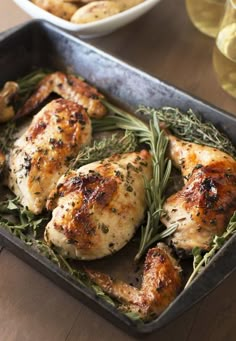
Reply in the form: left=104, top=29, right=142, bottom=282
left=16, top=69, right=50, bottom=107
left=93, top=101, right=175, bottom=261
left=185, top=212, right=236, bottom=288
left=138, top=106, right=236, bottom=158
left=92, top=101, right=150, bottom=142
left=135, top=113, right=172, bottom=261
left=71, top=130, right=137, bottom=169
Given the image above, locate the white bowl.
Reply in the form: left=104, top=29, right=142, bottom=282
left=13, top=0, right=161, bottom=38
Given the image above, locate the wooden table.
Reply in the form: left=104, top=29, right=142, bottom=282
left=0, top=1, right=236, bottom=340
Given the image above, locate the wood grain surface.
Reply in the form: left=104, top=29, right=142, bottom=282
left=0, top=1, right=236, bottom=340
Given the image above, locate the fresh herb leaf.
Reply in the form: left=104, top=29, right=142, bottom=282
left=71, top=130, right=137, bottom=169
left=123, top=311, right=144, bottom=322
left=185, top=211, right=236, bottom=288
left=0, top=196, right=123, bottom=318
left=0, top=197, right=49, bottom=239
left=139, top=106, right=236, bottom=158
left=93, top=101, right=176, bottom=261
left=192, top=247, right=202, bottom=270
left=16, top=69, right=50, bottom=108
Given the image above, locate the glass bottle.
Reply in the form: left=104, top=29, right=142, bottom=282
left=213, top=0, right=236, bottom=97
left=185, top=0, right=226, bottom=37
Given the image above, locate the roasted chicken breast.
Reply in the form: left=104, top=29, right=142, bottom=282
left=86, top=243, right=182, bottom=320
left=16, top=72, right=107, bottom=119
left=45, top=150, right=152, bottom=260
left=8, top=98, right=92, bottom=214
left=161, top=134, right=236, bottom=253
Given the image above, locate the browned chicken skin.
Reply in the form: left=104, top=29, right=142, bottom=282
left=45, top=150, right=152, bottom=260
left=16, top=72, right=107, bottom=119
left=0, top=151, right=5, bottom=174
left=161, top=134, right=236, bottom=253
left=0, top=81, right=19, bottom=122
left=86, top=243, right=182, bottom=320
left=8, top=98, right=92, bottom=214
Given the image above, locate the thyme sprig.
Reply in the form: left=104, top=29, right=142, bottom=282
left=185, top=212, right=236, bottom=288
left=71, top=130, right=137, bottom=169
left=0, top=196, right=49, bottom=240
left=93, top=101, right=175, bottom=261
left=139, top=106, right=236, bottom=158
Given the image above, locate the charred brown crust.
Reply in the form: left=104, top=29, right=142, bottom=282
left=86, top=243, right=182, bottom=320
left=51, top=172, right=118, bottom=247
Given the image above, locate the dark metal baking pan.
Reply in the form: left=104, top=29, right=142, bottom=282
left=0, top=20, right=236, bottom=337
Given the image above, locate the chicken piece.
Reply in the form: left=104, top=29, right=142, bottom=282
left=8, top=98, right=92, bottom=214
left=32, top=0, right=79, bottom=20
left=45, top=150, right=152, bottom=260
left=16, top=72, right=107, bottom=119
left=86, top=243, right=182, bottom=320
left=0, top=81, right=19, bottom=123
left=71, top=1, right=121, bottom=24
left=161, top=134, right=236, bottom=253
left=0, top=151, right=5, bottom=174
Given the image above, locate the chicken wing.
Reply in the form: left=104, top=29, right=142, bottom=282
left=16, top=72, right=107, bottom=119
left=8, top=98, right=92, bottom=214
left=161, top=134, right=236, bottom=253
left=86, top=243, right=182, bottom=320
left=45, top=150, right=152, bottom=260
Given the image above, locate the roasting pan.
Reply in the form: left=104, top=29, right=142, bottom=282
left=0, top=20, right=236, bottom=337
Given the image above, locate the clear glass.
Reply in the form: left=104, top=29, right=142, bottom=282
left=213, top=0, right=236, bottom=97
left=185, top=0, right=226, bottom=37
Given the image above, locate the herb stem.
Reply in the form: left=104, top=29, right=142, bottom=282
left=185, top=211, right=236, bottom=288
left=93, top=101, right=175, bottom=261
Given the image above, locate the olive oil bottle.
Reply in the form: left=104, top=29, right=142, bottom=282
left=185, top=0, right=225, bottom=37
left=213, top=22, right=236, bottom=97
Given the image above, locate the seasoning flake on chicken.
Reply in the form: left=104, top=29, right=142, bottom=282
left=8, top=98, right=92, bottom=214
left=44, top=150, right=152, bottom=260
left=86, top=243, right=182, bottom=320
left=16, top=72, right=107, bottom=119
left=161, top=134, right=236, bottom=253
